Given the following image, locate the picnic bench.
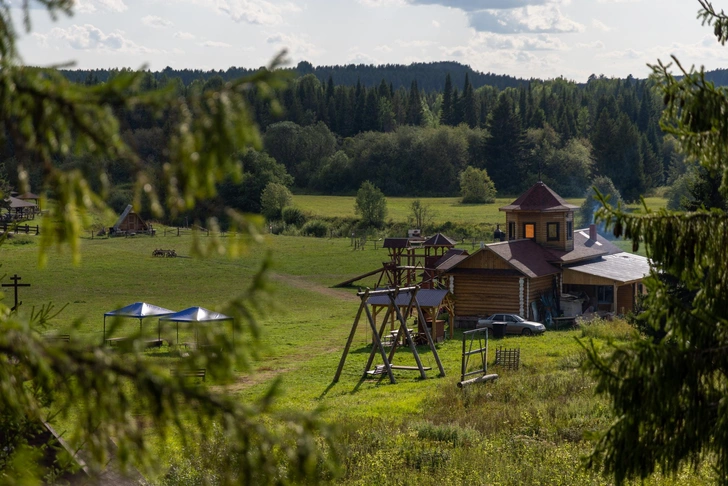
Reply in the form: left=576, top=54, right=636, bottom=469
left=170, top=368, right=207, bottom=382
left=43, top=334, right=70, bottom=343
left=106, top=337, right=168, bottom=348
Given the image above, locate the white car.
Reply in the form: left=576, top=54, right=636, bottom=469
left=476, top=314, right=546, bottom=336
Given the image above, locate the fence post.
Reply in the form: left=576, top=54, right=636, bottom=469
left=177, top=227, right=180, bottom=237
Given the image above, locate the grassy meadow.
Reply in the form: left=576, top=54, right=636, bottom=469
left=293, top=194, right=667, bottom=226
left=3, top=194, right=704, bottom=485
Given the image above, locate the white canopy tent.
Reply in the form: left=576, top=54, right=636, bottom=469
left=103, top=302, right=175, bottom=343
left=158, top=306, right=234, bottom=346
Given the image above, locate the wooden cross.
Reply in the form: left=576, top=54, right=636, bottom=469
left=2, top=274, right=30, bottom=311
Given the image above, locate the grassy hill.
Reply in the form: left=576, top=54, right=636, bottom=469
left=1, top=225, right=704, bottom=484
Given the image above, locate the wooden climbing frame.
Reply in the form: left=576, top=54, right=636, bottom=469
left=333, top=286, right=445, bottom=384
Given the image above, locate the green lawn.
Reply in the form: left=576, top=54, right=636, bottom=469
left=293, top=194, right=666, bottom=228
left=1, top=230, right=706, bottom=485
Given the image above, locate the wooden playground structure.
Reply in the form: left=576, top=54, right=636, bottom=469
left=334, top=233, right=464, bottom=290
left=334, top=286, right=445, bottom=385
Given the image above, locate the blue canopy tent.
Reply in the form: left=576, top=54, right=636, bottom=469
left=158, top=306, right=234, bottom=347
left=103, top=302, right=175, bottom=344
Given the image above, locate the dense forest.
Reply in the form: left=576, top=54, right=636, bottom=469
left=2, top=61, right=696, bottom=225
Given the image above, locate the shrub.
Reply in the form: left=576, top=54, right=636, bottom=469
left=301, top=219, right=330, bottom=237
left=281, top=206, right=307, bottom=227
left=260, top=182, right=293, bottom=220
left=460, top=166, right=496, bottom=204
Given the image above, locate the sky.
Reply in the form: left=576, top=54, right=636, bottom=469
left=11, top=0, right=728, bottom=82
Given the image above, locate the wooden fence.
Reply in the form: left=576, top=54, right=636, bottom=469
left=0, top=222, right=40, bottom=235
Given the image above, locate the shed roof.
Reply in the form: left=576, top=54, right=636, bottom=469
left=6, top=196, right=37, bottom=209
left=564, top=252, right=651, bottom=284
left=113, top=204, right=133, bottom=230
left=16, top=192, right=40, bottom=200
left=499, top=181, right=579, bottom=213
left=159, top=306, right=232, bottom=322
left=367, top=288, right=451, bottom=308
left=383, top=237, right=411, bottom=249
left=423, top=233, right=457, bottom=247
left=104, top=302, right=175, bottom=318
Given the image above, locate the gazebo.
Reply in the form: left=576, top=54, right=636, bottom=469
left=103, top=302, right=175, bottom=344
left=158, top=306, right=234, bottom=346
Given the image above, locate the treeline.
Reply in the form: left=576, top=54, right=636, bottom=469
left=59, top=61, right=526, bottom=92
left=1, top=64, right=689, bottom=226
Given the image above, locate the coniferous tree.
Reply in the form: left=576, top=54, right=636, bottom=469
left=463, top=72, right=478, bottom=128
left=485, top=92, right=527, bottom=193
left=441, top=73, right=454, bottom=126
left=406, top=80, right=423, bottom=126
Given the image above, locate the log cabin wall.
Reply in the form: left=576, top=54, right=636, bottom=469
left=505, top=210, right=574, bottom=252
left=452, top=274, right=521, bottom=317
left=617, top=284, right=635, bottom=315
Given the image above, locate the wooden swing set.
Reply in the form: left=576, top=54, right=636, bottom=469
left=333, top=286, right=445, bottom=384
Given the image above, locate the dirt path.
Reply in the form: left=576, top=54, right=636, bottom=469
left=269, top=273, right=359, bottom=302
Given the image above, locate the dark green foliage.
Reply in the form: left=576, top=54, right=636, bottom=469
left=218, top=149, right=293, bottom=214
left=301, top=219, right=330, bottom=237
left=281, top=206, right=307, bottom=227
left=485, top=93, right=527, bottom=194
left=354, top=181, right=387, bottom=227
left=582, top=3, right=728, bottom=483
left=460, top=166, right=496, bottom=204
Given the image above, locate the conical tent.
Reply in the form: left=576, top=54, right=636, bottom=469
left=158, top=307, right=234, bottom=345
left=103, top=302, right=175, bottom=343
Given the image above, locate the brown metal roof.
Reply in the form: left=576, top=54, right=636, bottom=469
left=432, top=248, right=468, bottom=270
left=383, top=238, right=411, bottom=249
left=423, top=233, right=457, bottom=247
left=486, top=240, right=562, bottom=278
left=16, top=192, right=40, bottom=200
left=499, top=181, right=579, bottom=212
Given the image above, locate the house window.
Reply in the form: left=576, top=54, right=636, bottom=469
left=547, top=222, right=560, bottom=241
left=523, top=223, right=536, bottom=239
left=508, top=221, right=516, bottom=240
left=566, top=221, right=573, bottom=240
left=597, top=286, right=614, bottom=304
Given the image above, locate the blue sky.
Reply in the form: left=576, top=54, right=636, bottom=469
left=13, top=0, right=728, bottom=81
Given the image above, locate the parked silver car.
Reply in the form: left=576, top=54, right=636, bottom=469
left=476, top=314, right=546, bottom=336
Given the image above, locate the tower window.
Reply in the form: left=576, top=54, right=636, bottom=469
left=547, top=222, right=560, bottom=241
left=523, top=223, right=536, bottom=239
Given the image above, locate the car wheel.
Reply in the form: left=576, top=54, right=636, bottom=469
left=522, top=328, right=533, bottom=336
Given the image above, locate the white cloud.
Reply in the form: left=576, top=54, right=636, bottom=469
left=375, top=44, right=393, bottom=52
left=468, top=5, right=583, bottom=34
left=266, top=32, right=321, bottom=58
left=407, top=0, right=549, bottom=10
left=142, top=15, right=173, bottom=29
left=174, top=31, right=196, bottom=40
left=471, top=31, right=568, bottom=51
left=202, top=40, right=233, bottom=48
left=577, top=40, right=605, bottom=49
left=73, top=0, right=128, bottom=13
left=181, top=0, right=301, bottom=25
left=33, top=23, right=158, bottom=53
left=357, top=0, right=406, bottom=6
left=597, top=0, right=640, bottom=3
left=592, top=19, right=611, bottom=32
left=432, top=20, right=440, bottom=28
left=348, top=51, right=379, bottom=64
left=396, top=39, right=436, bottom=48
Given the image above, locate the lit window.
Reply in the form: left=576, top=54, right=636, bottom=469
left=523, top=223, right=535, bottom=239
left=547, top=222, right=560, bottom=241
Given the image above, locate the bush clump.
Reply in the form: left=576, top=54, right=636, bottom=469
left=301, top=219, right=330, bottom=237
left=281, top=206, right=307, bottom=227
